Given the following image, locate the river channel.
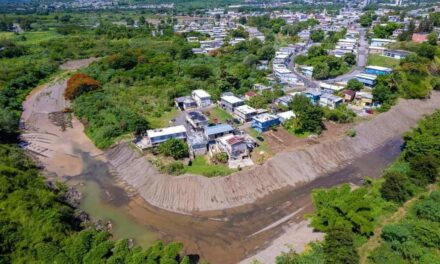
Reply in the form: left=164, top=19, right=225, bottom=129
left=20, top=60, right=406, bottom=263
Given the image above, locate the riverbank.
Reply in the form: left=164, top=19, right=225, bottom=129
left=107, top=92, right=440, bottom=213
left=19, top=59, right=440, bottom=263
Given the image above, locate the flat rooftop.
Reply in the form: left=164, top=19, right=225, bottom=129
left=221, top=95, right=244, bottom=104
left=253, top=113, right=279, bottom=123
left=235, top=105, right=257, bottom=114
left=147, top=125, right=187, bottom=138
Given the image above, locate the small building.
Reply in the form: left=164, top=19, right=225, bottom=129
left=356, top=92, right=373, bottom=107
left=342, top=90, right=356, bottom=102
left=220, top=94, right=245, bottom=112
left=275, top=95, right=293, bottom=108
left=191, top=89, right=212, bottom=107
left=298, top=65, right=314, bottom=77
left=253, top=83, right=273, bottom=92
left=251, top=113, right=281, bottom=133
left=304, top=90, right=322, bottom=104
left=355, top=74, right=377, bottom=87
left=276, top=110, right=296, bottom=123
left=147, top=125, right=187, bottom=145
left=320, top=82, right=345, bottom=94
left=234, top=105, right=257, bottom=123
left=319, top=93, right=343, bottom=109
left=383, top=49, right=410, bottom=60
left=368, top=46, right=386, bottom=55
left=174, top=96, right=197, bottom=110
left=245, top=91, right=258, bottom=101
left=412, top=33, right=428, bottom=43
left=215, top=134, right=249, bottom=160
left=186, top=111, right=209, bottom=130
left=365, top=65, right=393, bottom=76
left=204, top=123, right=235, bottom=140
left=188, top=133, right=208, bottom=156
left=370, top=38, right=396, bottom=47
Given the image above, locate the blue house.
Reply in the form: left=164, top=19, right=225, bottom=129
left=355, top=74, right=377, bottom=87
left=364, top=66, right=393, bottom=76
left=252, top=113, right=281, bottom=133
left=204, top=124, right=234, bottom=140
left=304, top=90, right=322, bottom=105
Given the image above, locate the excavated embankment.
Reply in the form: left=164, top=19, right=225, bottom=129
left=106, top=92, right=440, bottom=213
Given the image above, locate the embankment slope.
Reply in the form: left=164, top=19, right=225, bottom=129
left=106, top=92, right=440, bottom=213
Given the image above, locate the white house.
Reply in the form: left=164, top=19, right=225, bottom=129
left=191, top=89, right=211, bottom=107
left=147, top=125, right=187, bottom=145
left=276, top=110, right=296, bottom=123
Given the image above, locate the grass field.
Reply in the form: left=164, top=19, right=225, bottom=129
left=367, top=54, right=400, bottom=69
left=208, top=106, right=233, bottom=123
left=185, top=156, right=235, bottom=177
left=146, top=108, right=179, bottom=128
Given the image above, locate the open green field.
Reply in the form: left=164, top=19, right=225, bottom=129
left=185, top=156, right=235, bottom=177
left=367, top=54, right=400, bottom=68
left=208, top=106, right=233, bottom=123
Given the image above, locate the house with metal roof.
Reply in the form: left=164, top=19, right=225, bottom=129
left=355, top=73, right=377, bottom=87
left=365, top=65, right=393, bottom=76
left=319, top=93, right=343, bottom=109
left=204, top=124, right=235, bottom=140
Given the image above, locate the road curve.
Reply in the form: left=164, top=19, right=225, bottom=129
left=107, top=92, right=440, bottom=213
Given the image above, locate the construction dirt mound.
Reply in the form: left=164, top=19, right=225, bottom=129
left=106, top=92, right=440, bottom=213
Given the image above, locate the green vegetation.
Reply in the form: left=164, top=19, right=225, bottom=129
left=367, top=54, right=400, bottom=69
left=185, top=156, right=235, bottom=177
left=372, top=22, right=400, bottom=39
left=277, top=110, right=440, bottom=263
left=295, top=46, right=354, bottom=80
left=323, top=105, right=356, bottom=124
left=208, top=107, right=234, bottom=123
left=285, top=94, right=324, bottom=135
left=158, top=138, right=189, bottom=160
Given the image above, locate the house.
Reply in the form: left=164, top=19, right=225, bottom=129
left=245, top=91, right=258, bottom=101
left=204, top=123, right=235, bottom=140
left=383, top=49, right=410, bottom=60
left=186, top=111, right=209, bottom=130
left=369, top=46, right=386, bottom=55
left=319, top=93, right=343, bottom=109
left=412, top=33, right=428, bottom=43
left=174, top=96, right=197, bottom=110
left=188, top=133, right=208, bottom=156
left=365, top=65, right=393, bottom=76
left=275, top=95, right=293, bottom=107
left=252, top=113, right=281, bottom=133
left=370, top=38, right=396, bottom=47
left=214, top=134, right=250, bottom=160
left=234, top=105, right=257, bottom=123
left=342, top=90, right=356, bottom=102
left=220, top=94, right=244, bottom=112
left=356, top=92, right=373, bottom=107
left=304, top=89, right=322, bottom=104
left=254, top=83, right=273, bottom=92
left=191, top=89, right=211, bottom=107
left=276, top=110, right=296, bottom=123
left=355, top=74, right=377, bottom=87
left=147, top=125, right=187, bottom=145
left=298, top=65, right=314, bottom=77
left=320, top=82, right=345, bottom=94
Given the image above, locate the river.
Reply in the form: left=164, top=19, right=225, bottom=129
left=19, top=59, right=422, bottom=263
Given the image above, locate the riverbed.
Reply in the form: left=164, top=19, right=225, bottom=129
left=19, top=59, right=439, bottom=263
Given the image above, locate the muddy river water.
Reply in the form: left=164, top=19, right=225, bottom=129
left=67, top=138, right=402, bottom=263
left=20, top=60, right=408, bottom=264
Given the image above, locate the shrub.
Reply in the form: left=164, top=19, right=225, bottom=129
left=380, top=171, right=413, bottom=204
left=212, top=152, right=228, bottom=164
left=64, top=73, right=100, bottom=100
left=158, top=138, right=189, bottom=160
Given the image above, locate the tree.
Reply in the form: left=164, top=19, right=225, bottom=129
left=323, top=227, right=359, bottom=264
left=158, top=138, right=189, bottom=160
left=138, top=16, right=146, bottom=26
left=311, top=30, right=325, bottom=43
left=64, top=74, right=101, bottom=100
left=408, top=155, right=438, bottom=187
left=428, top=32, right=438, bottom=46
left=380, top=171, right=413, bottom=204
left=346, top=79, right=363, bottom=91
left=289, top=95, right=324, bottom=134
left=186, top=65, right=212, bottom=80
left=343, top=53, right=356, bottom=66
left=313, top=62, right=330, bottom=80
left=308, top=46, right=327, bottom=58
left=359, top=12, right=373, bottom=27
